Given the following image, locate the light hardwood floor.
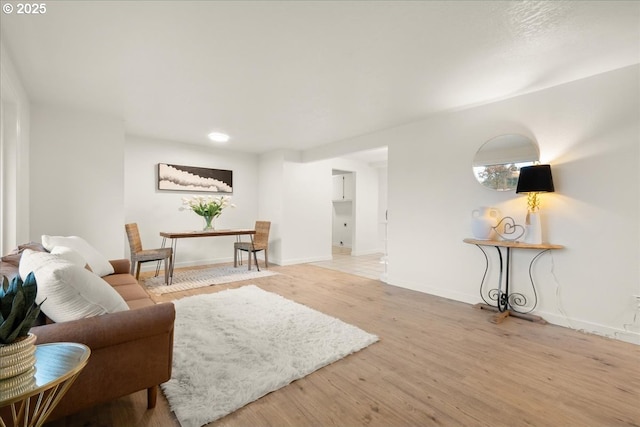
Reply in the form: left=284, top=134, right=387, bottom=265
left=48, top=263, right=640, bottom=427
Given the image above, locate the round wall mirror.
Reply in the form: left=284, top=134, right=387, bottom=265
left=472, top=134, right=539, bottom=191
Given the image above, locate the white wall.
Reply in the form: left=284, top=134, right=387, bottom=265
left=280, top=157, right=333, bottom=264
left=29, top=105, right=125, bottom=259
left=125, top=136, right=259, bottom=268
left=330, top=65, right=640, bottom=343
left=258, top=150, right=285, bottom=265
left=377, top=166, right=388, bottom=256
left=0, top=42, right=30, bottom=253
left=257, top=150, right=333, bottom=265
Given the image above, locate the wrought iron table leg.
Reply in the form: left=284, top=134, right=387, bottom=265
left=472, top=244, right=547, bottom=324
left=497, top=246, right=508, bottom=312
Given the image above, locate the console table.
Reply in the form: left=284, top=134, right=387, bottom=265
left=463, top=238, right=564, bottom=323
left=0, top=343, right=90, bottom=427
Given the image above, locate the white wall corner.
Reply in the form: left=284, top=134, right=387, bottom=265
left=1, top=40, right=31, bottom=251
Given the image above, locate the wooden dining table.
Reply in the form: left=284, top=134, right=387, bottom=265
left=159, top=229, right=257, bottom=284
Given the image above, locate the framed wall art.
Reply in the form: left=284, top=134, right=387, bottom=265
left=157, top=163, right=233, bottom=193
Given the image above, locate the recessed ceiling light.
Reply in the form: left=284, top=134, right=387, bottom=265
left=208, top=132, right=230, bottom=143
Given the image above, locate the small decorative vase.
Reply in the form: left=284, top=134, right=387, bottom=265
left=0, top=333, right=37, bottom=381
left=524, top=211, right=542, bottom=244
left=471, top=207, right=500, bottom=240
left=202, top=215, right=215, bottom=230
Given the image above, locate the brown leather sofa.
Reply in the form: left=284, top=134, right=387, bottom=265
left=0, top=244, right=175, bottom=421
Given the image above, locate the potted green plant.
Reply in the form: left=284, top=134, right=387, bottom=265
left=0, top=272, right=42, bottom=382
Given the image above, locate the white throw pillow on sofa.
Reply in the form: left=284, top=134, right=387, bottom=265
left=19, top=249, right=129, bottom=323
left=50, top=246, right=88, bottom=268
left=41, top=235, right=114, bottom=277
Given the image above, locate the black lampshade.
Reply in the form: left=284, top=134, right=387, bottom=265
left=516, top=164, right=555, bottom=193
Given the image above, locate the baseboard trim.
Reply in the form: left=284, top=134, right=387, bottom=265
left=276, top=255, right=333, bottom=266
left=350, top=249, right=384, bottom=257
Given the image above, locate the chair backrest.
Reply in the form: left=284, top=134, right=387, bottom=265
left=253, top=221, right=271, bottom=249
left=125, top=223, right=143, bottom=253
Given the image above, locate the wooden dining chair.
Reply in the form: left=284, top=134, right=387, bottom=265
left=234, top=221, right=270, bottom=271
left=125, top=223, right=173, bottom=285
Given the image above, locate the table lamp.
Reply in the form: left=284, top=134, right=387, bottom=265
left=516, top=164, right=554, bottom=244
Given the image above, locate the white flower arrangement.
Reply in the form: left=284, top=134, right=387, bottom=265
left=180, top=195, right=235, bottom=218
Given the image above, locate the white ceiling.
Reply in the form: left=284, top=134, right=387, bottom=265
left=1, top=1, right=638, bottom=157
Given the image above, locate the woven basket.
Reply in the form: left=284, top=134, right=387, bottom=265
left=0, top=333, right=37, bottom=381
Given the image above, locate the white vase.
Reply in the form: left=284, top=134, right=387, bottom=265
left=471, top=207, right=499, bottom=240
left=525, top=211, right=542, bottom=244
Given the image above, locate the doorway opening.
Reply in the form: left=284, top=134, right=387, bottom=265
left=331, top=169, right=354, bottom=255
left=316, top=147, right=388, bottom=281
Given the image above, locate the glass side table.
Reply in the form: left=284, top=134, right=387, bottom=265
left=0, top=342, right=90, bottom=427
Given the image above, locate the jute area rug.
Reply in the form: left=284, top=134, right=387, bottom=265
left=162, top=285, right=379, bottom=427
left=142, top=266, right=278, bottom=295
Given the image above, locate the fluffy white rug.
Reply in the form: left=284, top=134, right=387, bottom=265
left=143, top=266, right=278, bottom=295
left=162, top=285, right=379, bottom=427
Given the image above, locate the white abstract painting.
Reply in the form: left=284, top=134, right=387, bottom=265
left=158, top=163, right=233, bottom=193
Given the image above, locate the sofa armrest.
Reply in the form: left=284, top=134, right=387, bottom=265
left=30, top=302, right=175, bottom=421
left=109, top=258, right=131, bottom=275
left=31, top=302, right=175, bottom=349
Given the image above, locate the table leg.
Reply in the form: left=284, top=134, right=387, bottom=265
left=475, top=245, right=494, bottom=307
left=251, top=234, right=260, bottom=272
left=1, top=370, right=84, bottom=427
left=156, top=237, right=167, bottom=277
left=496, top=246, right=508, bottom=312
left=235, top=235, right=242, bottom=266
left=472, top=245, right=546, bottom=324
left=161, top=238, right=177, bottom=286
